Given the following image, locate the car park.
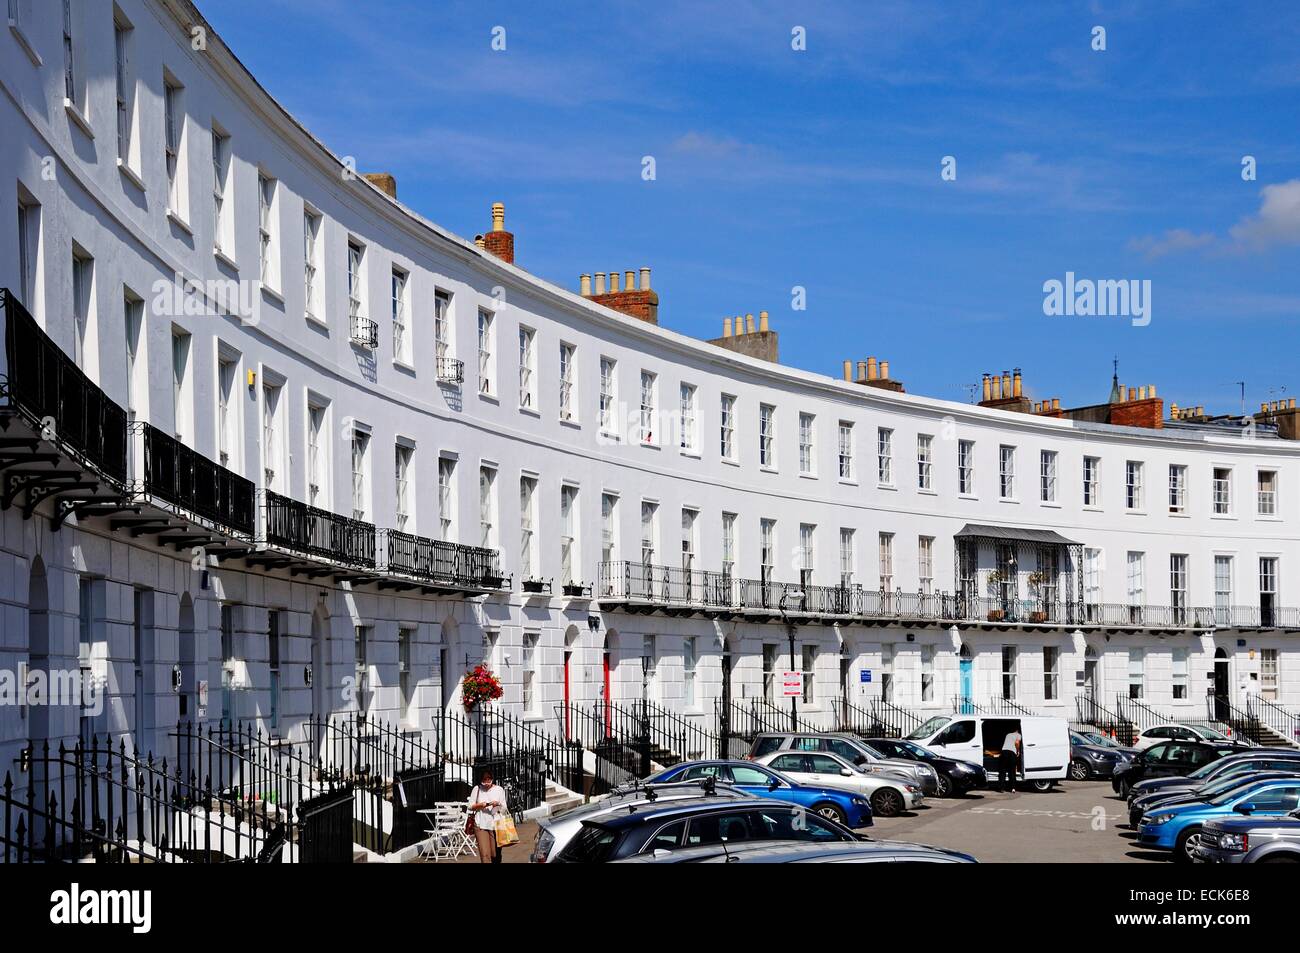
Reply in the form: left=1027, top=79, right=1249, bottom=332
left=746, top=732, right=939, bottom=794
left=1136, top=776, right=1300, bottom=862
left=1132, top=723, right=1244, bottom=751
left=1125, top=750, right=1300, bottom=814
left=1194, top=808, right=1300, bottom=864
left=529, top=779, right=752, bottom=863
left=1069, top=730, right=1135, bottom=781
left=864, top=736, right=987, bottom=797
left=906, top=714, right=1070, bottom=791
left=753, top=750, right=923, bottom=817
left=615, top=838, right=978, bottom=863
left=550, top=796, right=862, bottom=863
left=1111, top=739, right=1248, bottom=798
left=644, top=759, right=874, bottom=828
left=1128, top=770, right=1300, bottom=830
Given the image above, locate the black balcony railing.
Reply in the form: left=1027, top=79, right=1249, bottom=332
left=265, top=490, right=376, bottom=570
left=385, top=529, right=504, bottom=589
left=141, top=424, right=255, bottom=536
left=349, top=313, right=378, bottom=349
left=436, top=357, right=464, bottom=384
left=1, top=289, right=128, bottom=484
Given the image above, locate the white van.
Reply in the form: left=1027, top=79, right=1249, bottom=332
left=905, top=714, right=1070, bottom=791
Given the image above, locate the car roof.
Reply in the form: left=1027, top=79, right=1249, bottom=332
left=585, top=796, right=799, bottom=830
left=547, top=782, right=749, bottom=822
left=616, top=839, right=976, bottom=864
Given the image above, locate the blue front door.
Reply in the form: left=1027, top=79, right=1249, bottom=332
left=959, top=658, right=973, bottom=713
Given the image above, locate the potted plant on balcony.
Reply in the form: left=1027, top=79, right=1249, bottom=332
left=562, top=581, right=589, bottom=598
left=461, top=664, right=503, bottom=712
left=522, top=577, right=549, bottom=594
left=985, top=570, right=1005, bottom=621
left=1025, top=570, right=1048, bottom=621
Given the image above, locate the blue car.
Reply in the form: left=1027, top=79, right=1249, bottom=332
left=645, top=759, right=873, bottom=828
left=1137, top=776, right=1300, bottom=863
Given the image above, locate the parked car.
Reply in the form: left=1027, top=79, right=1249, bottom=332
left=1079, top=730, right=1127, bottom=749
left=1111, top=740, right=1248, bottom=798
left=550, top=795, right=862, bottom=863
left=864, top=736, right=987, bottom=797
left=530, top=779, right=752, bottom=863
left=616, top=838, right=978, bottom=863
left=1129, top=770, right=1300, bottom=830
left=1133, top=723, right=1243, bottom=751
left=1069, top=730, right=1136, bottom=781
left=1194, top=808, right=1300, bottom=863
left=746, top=732, right=939, bottom=794
left=644, top=759, right=874, bottom=828
left=906, top=714, right=1071, bottom=791
left=1136, top=776, right=1300, bottom=862
left=1126, top=749, right=1300, bottom=815
left=752, top=750, right=923, bottom=816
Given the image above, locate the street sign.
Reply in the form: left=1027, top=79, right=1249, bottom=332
left=859, top=669, right=872, bottom=683
left=781, top=670, right=804, bottom=698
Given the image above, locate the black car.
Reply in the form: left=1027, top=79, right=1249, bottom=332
left=865, top=737, right=987, bottom=797
left=1127, top=749, right=1300, bottom=812
left=1111, top=739, right=1248, bottom=798
left=551, top=795, right=861, bottom=863
left=1069, top=730, right=1135, bottom=781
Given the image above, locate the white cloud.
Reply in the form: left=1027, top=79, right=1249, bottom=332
left=1228, top=179, right=1300, bottom=249
left=1127, top=228, right=1216, bottom=260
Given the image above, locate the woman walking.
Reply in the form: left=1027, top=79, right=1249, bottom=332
left=467, top=769, right=509, bottom=863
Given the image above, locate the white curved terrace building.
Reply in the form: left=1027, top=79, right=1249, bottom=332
left=2, top=0, right=1298, bottom=785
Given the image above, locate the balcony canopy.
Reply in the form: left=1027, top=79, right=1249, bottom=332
left=954, top=523, right=1080, bottom=546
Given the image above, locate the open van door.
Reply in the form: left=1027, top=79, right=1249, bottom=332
left=928, top=718, right=981, bottom=767
left=982, top=718, right=1021, bottom=776
left=1020, top=717, right=1071, bottom=788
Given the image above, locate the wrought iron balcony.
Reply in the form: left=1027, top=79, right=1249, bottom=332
left=384, top=529, right=505, bottom=591
left=1, top=289, right=128, bottom=485
left=140, top=424, right=255, bottom=536
left=349, top=313, right=378, bottom=349
left=264, top=490, right=376, bottom=570
left=436, top=357, right=464, bottom=385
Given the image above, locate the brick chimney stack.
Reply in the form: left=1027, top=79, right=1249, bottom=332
left=708, top=310, right=779, bottom=362
left=362, top=172, right=398, bottom=199
left=579, top=265, right=659, bottom=324
left=481, top=202, right=515, bottom=264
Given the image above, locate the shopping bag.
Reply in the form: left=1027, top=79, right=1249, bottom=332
left=494, top=812, right=519, bottom=847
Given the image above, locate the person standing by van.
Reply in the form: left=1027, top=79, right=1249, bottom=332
left=999, top=728, right=1022, bottom=791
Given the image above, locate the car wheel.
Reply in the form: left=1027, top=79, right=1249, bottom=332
left=936, top=773, right=954, bottom=798
left=1029, top=779, right=1054, bottom=793
left=1174, top=827, right=1201, bottom=864
left=1069, top=759, right=1091, bottom=782
left=1258, top=855, right=1300, bottom=863
left=814, top=803, right=847, bottom=826
left=871, top=788, right=904, bottom=817
left=1118, top=778, right=1132, bottom=798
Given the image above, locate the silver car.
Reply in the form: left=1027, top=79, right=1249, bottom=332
left=748, top=732, right=940, bottom=795
left=616, top=838, right=977, bottom=863
left=530, top=780, right=752, bottom=863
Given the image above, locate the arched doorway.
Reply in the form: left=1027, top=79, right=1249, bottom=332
left=562, top=624, right=580, bottom=738
left=958, top=644, right=974, bottom=713
left=1214, top=648, right=1231, bottom=721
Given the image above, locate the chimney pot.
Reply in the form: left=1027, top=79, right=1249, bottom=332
left=992, top=376, right=1002, bottom=400
left=982, top=374, right=992, bottom=402
left=474, top=234, right=486, bottom=249
left=594, top=272, right=607, bottom=295
left=857, top=361, right=868, bottom=382
left=1052, top=397, right=1060, bottom=410
left=880, top=360, right=890, bottom=379
left=1127, top=387, right=1136, bottom=401
left=579, top=274, right=592, bottom=296
left=639, top=267, right=651, bottom=291
left=491, top=202, right=505, bottom=232
left=609, top=271, right=621, bottom=293
left=1013, top=368, right=1023, bottom=398
left=1149, top=384, right=1157, bottom=398
left=843, top=360, right=853, bottom=381
left=625, top=270, right=636, bottom=291
left=867, top=357, right=878, bottom=381
left=1291, top=398, right=1296, bottom=409
left=723, top=317, right=733, bottom=338
left=745, top=313, right=755, bottom=334
left=759, top=310, right=770, bottom=332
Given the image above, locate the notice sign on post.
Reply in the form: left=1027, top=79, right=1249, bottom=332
left=781, top=670, right=804, bottom=698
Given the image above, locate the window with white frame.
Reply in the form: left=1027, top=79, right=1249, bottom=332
left=477, top=309, right=494, bottom=395
left=397, top=626, right=414, bottom=721
left=798, top=523, right=815, bottom=585
left=917, top=434, right=932, bottom=490
left=798, top=413, right=815, bottom=474
left=599, top=357, right=617, bottom=432
left=683, top=637, right=698, bottom=709
left=303, top=209, right=321, bottom=316
left=518, top=326, right=536, bottom=409
left=16, top=192, right=40, bottom=313
left=268, top=610, right=283, bottom=734
left=216, top=356, right=236, bottom=467
left=639, top=371, right=657, bottom=444
left=601, top=493, right=618, bottom=564
left=518, top=475, right=537, bottom=579
left=760, top=519, right=776, bottom=583
left=347, top=240, right=365, bottom=329
left=171, top=328, right=190, bottom=441
left=998, top=445, right=1015, bottom=498
left=1170, top=553, right=1188, bottom=622
left=307, top=403, right=325, bottom=506
left=839, top=528, right=855, bottom=587
left=1262, top=648, right=1279, bottom=701
left=681, top=507, right=698, bottom=573
left=1213, top=467, right=1232, bottom=515
left=921, top=645, right=935, bottom=702
left=721, top=394, right=736, bottom=460
left=759, top=404, right=776, bottom=467
left=919, top=536, right=934, bottom=594
left=210, top=126, right=230, bottom=251
left=1168, top=464, right=1186, bottom=513
left=438, top=457, right=456, bottom=541
left=62, top=0, right=81, bottom=107
left=802, top=645, right=817, bottom=704
left=71, top=249, right=92, bottom=370
left=1126, top=551, right=1144, bottom=607
left=1214, top=555, right=1233, bottom=623
left=1084, top=548, right=1101, bottom=605
left=1260, top=556, right=1278, bottom=615
left=1172, top=647, right=1189, bottom=700
left=350, top=428, right=370, bottom=521
left=880, top=644, right=894, bottom=702
left=878, top=533, right=894, bottom=591
left=958, top=439, right=975, bottom=495
left=561, top=485, right=579, bottom=583
left=479, top=466, right=497, bottom=549
left=124, top=292, right=144, bottom=421
left=261, top=382, right=283, bottom=491
left=1043, top=646, right=1059, bottom=701
left=680, top=383, right=698, bottom=451
left=838, top=422, right=853, bottom=480
left=1040, top=450, right=1057, bottom=502
left=258, top=173, right=278, bottom=287
left=877, top=428, right=893, bottom=484
left=1001, top=645, right=1018, bottom=699
left=1083, top=455, right=1101, bottom=506
left=434, top=290, right=452, bottom=364
left=722, top=512, right=737, bottom=578
left=353, top=625, right=371, bottom=714
left=1125, top=460, right=1143, bottom=510
left=394, top=443, right=412, bottom=532
left=763, top=643, right=778, bottom=702
left=1128, top=648, right=1145, bottom=700
left=113, top=13, right=135, bottom=166
left=164, top=78, right=189, bottom=220
left=559, top=343, right=576, bottom=421
left=522, top=632, right=539, bottom=715
left=390, top=268, right=408, bottom=362
left=640, top=501, right=657, bottom=566
left=1258, top=470, right=1278, bottom=515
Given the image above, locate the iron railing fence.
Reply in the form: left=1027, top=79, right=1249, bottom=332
left=349, top=313, right=378, bottom=349
left=1213, top=604, right=1300, bottom=629
left=383, top=529, right=504, bottom=589
left=984, top=696, right=1039, bottom=717
left=1204, top=695, right=1266, bottom=746
left=952, top=695, right=988, bottom=715
left=1116, top=694, right=1174, bottom=743
left=1074, top=691, right=1132, bottom=742
left=435, top=357, right=465, bottom=385
left=554, top=702, right=635, bottom=796
left=1, top=288, right=128, bottom=484
left=835, top=698, right=889, bottom=737
left=639, top=700, right=719, bottom=763
left=1247, top=696, right=1300, bottom=747
left=869, top=698, right=927, bottom=739
left=264, top=490, right=376, bottom=570
left=140, top=424, right=256, bottom=536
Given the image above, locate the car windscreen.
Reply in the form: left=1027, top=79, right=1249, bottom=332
left=907, top=716, right=951, bottom=741
left=560, top=823, right=621, bottom=862
left=1188, top=724, right=1230, bottom=741
left=684, top=808, right=852, bottom=849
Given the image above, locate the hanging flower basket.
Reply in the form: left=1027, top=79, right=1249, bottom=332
left=461, top=664, right=504, bottom=711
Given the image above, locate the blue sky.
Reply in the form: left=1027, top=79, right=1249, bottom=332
left=205, top=0, right=1300, bottom=412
